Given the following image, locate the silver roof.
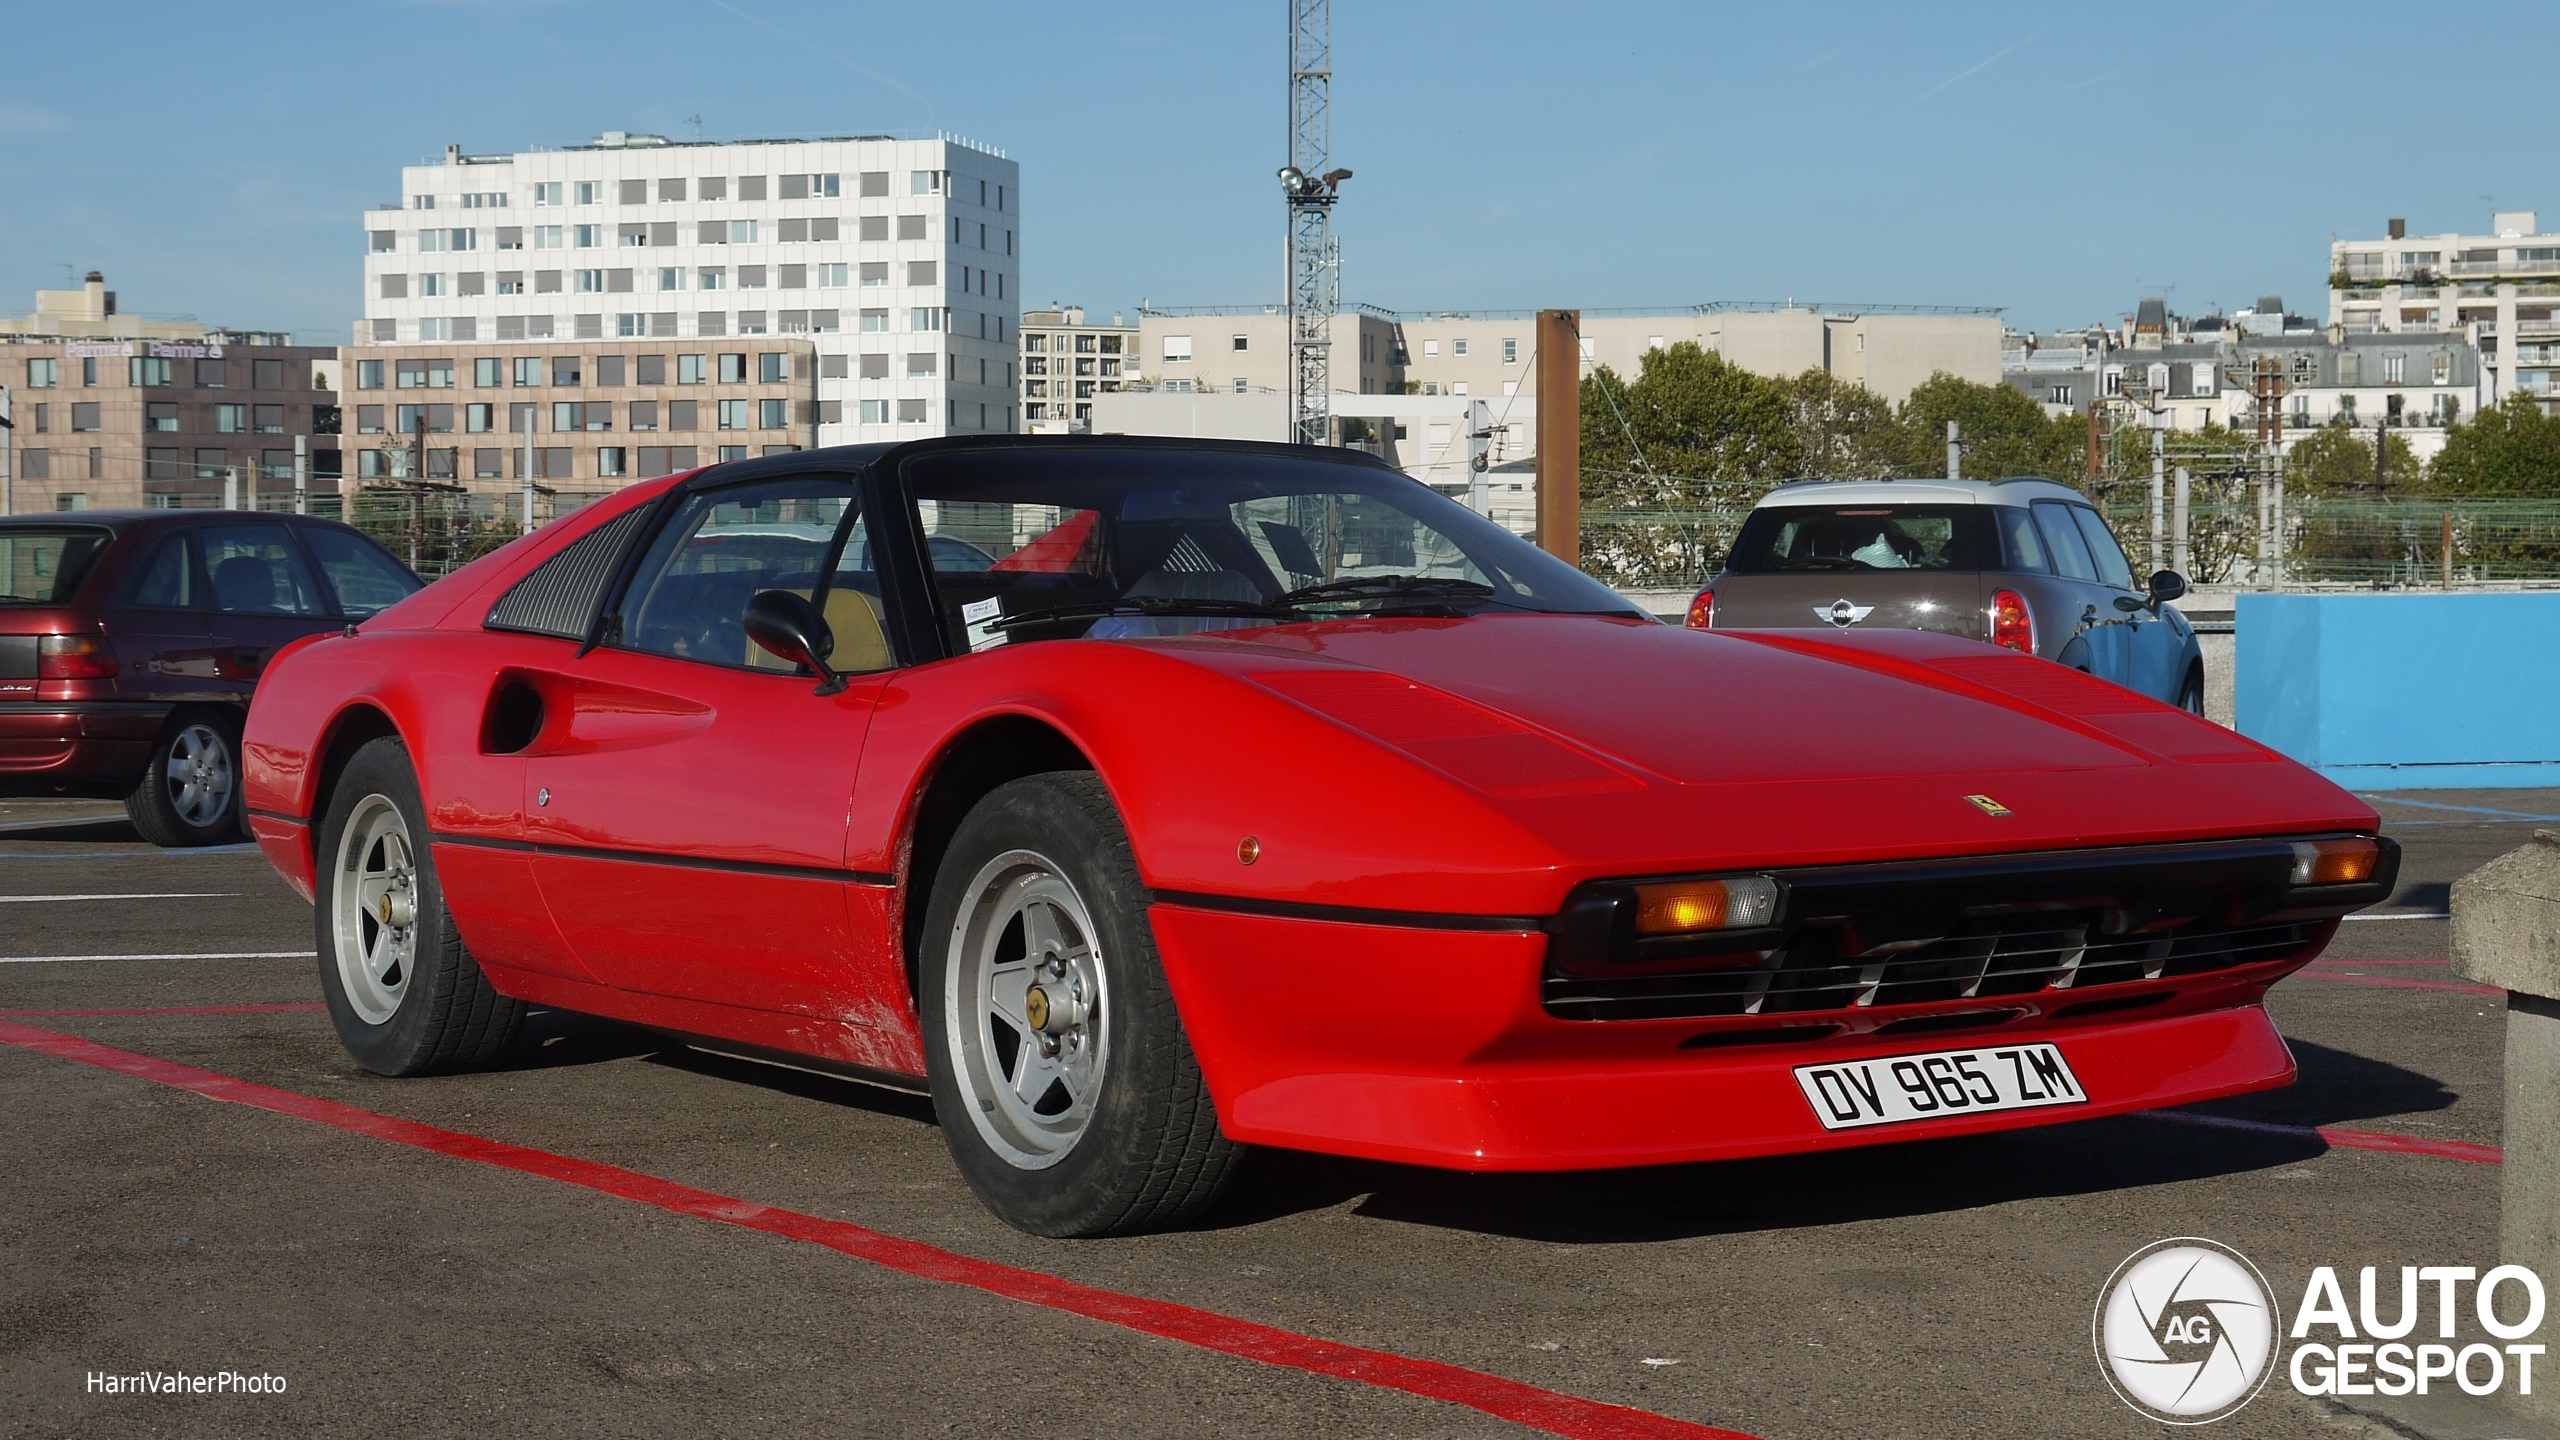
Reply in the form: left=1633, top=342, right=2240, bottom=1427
left=1753, top=477, right=2086, bottom=508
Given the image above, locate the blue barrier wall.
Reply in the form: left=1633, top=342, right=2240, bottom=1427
left=2236, top=592, right=2560, bottom=789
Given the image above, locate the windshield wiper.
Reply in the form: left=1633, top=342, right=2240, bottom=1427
left=987, top=596, right=1297, bottom=632
left=1273, top=574, right=1497, bottom=607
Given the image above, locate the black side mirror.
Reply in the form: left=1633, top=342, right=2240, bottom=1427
left=2147, top=570, right=2188, bottom=605
left=744, top=589, right=847, bottom=696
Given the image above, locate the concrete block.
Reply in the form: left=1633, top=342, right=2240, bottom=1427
left=2452, top=832, right=2560, bottom=996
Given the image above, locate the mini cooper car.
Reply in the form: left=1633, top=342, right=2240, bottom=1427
left=242, top=439, right=2391, bottom=1237
left=0, top=511, right=421, bottom=844
left=1688, top=477, right=2205, bottom=711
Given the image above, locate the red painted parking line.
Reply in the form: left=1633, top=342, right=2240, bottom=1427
left=0, top=1021, right=1755, bottom=1440
left=2295, top=968, right=2501, bottom=997
left=0, top=1003, right=328, bottom=1018
left=2142, top=1110, right=2503, bottom=1164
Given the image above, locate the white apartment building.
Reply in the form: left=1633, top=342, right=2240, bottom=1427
left=357, top=131, right=1020, bottom=451
left=2330, top=210, right=2560, bottom=409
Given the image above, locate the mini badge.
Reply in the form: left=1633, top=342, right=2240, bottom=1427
left=1817, top=599, right=1875, bottom=628
left=1965, top=794, right=2012, bottom=817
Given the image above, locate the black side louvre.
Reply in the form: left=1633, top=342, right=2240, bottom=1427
left=482, top=507, right=649, bottom=640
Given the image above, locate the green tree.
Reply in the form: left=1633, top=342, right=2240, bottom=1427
left=1783, top=368, right=1903, bottom=481
left=2430, top=393, right=2560, bottom=497
left=1578, top=342, right=1801, bottom=508
left=1895, top=372, right=2084, bottom=482
left=2283, top=421, right=2422, bottom=497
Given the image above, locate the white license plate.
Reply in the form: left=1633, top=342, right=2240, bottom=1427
left=1794, top=1043, right=2086, bottom=1131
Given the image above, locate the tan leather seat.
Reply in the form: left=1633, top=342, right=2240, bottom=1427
left=743, top=587, right=892, bottom=673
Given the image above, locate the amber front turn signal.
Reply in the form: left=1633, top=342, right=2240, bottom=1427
left=1633, top=876, right=1779, bottom=935
left=2290, top=837, right=2381, bottom=887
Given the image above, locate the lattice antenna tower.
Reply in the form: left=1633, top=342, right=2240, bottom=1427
left=1280, top=0, right=1346, bottom=447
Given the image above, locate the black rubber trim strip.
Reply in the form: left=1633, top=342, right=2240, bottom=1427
left=1151, top=888, right=1543, bottom=933
left=246, top=807, right=306, bottom=826
left=0, top=700, right=180, bottom=715
left=429, top=830, right=895, bottom=887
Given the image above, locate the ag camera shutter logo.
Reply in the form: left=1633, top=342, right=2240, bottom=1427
left=2094, top=1238, right=2281, bottom=1424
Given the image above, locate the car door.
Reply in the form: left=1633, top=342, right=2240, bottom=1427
left=2068, top=505, right=2180, bottom=704
left=2027, top=499, right=2130, bottom=686
left=106, top=526, right=223, bottom=700
left=523, top=471, right=901, bottom=1018
left=198, top=520, right=339, bottom=695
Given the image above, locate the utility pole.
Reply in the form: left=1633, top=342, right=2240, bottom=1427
left=523, top=406, right=538, bottom=529
left=224, top=465, right=241, bottom=512
left=293, top=434, right=309, bottom=515
left=2149, top=425, right=2165, bottom=572
left=1279, top=0, right=1347, bottom=448
left=1533, top=309, right=1580, bottom=565
left=1945, top=420, right=1961, bottom=481
left=2173, top=465, right=2192, bottom=577
left=0, top=382, right=13, bottom=516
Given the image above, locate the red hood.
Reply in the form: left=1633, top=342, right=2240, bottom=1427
left=1140, top=613, right=2374, bottom=879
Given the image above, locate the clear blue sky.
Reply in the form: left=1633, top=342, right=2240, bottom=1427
left=4, top=1, right=2552, bottom=343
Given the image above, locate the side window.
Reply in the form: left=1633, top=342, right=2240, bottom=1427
left=123, top=530, right=199, bottom=609
left=2030, top=501, right=2099, bottom=583
left=610, top=476, right=886, bottom=672
left=299, top=525, right=423, bottom=618
left=484, top=505, right=653, bottom=640
left=2070, top=506, right=2136, bottom=590
left=201, top=523, right=326, bottom=616
left=1994, top=508, right=2048, bottom=573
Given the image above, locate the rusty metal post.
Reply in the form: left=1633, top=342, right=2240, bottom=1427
left=1534, top=308, right=1579, bottom=565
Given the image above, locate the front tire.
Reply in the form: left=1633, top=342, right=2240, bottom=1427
left=2177, top=663, right=2206, bottom=715
left=315, top=737, right=524, bottom=1075
left=125, top=710, right=243, bottom=847
left=920, top=772, right=1241, bottom=1237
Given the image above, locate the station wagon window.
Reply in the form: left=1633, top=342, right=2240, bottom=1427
left=1991, top=507, right=2047, bottom=572
left=299, top=526, right=422, bottom=618
left=202, top=524, right=326, bottom=616
left=1724, top=505, right=1990, bottom=573
left=2029, top=501, right=2100, bottom=583
left=122, top=530, right=199, bottom=609
left=0, top=526, right=112, bottom=605
left=610, top=476, right=890, bottom=673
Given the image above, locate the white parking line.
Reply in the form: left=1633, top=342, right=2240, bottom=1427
left=0, top=893, right=239, bottom=904
left=0, top=951, right=314, bottom=964
left=2343, top=911, right=2453, bottom=922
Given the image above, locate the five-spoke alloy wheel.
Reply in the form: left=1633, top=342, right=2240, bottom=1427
left=944, top=849, right=1113, bottom=1169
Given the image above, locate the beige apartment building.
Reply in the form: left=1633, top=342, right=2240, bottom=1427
left=2330, top=209, right=2560, bottom=408
left=335, top=337, right=818, bottom=490
left=1019, top=305, right=1137, bottom=429
left=1, top=271, right=210, bottom=344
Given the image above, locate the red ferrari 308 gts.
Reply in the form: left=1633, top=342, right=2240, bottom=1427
left=243, top=438, right=2396, bottom=1237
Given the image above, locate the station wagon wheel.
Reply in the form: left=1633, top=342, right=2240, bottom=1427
left=313, top=737, right=524, bottom=1075
left=330, top=793, right=419, bottom=1026
left=944, top=850, right=1111, bottom=1167
left=124, top=711, right=243, bottom=847
left=919, top=771, right=1242, bottom=1238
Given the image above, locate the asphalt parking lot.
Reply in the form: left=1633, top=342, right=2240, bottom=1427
left=1, top=789, right=2550, bottom=1440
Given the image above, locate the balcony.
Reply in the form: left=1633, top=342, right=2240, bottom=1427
left=2449, top=258, right=2560, bottom=279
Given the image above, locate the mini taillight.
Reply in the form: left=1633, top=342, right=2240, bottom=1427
left=1990, top=589, right=2033, bottom=653
left=1633, top=876, right=1778, bottom=935
left=1685, top=588, right=1714, bottom=630
left=2291, top=837, right=2381, bottom=887
left=37, top=634, right=117, bottom=680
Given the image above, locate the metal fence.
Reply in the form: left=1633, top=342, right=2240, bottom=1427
left=1580, top=479, right=2560, bottom=592
left=151, top=485, right=610, bottom=581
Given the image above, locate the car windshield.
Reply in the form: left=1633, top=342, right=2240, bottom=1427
left=0, top=526, right=114, bottom=605
left=1725, top=504, right=1991, bottom=573
left=900, top=447, right=1637, bottom=650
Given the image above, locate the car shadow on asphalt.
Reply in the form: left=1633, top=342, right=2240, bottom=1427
left=0, top=816, right=146, bottom=845
left=1200, top=1038, right=2456, bottom=1244
left=637, top=1038, right=940, bottom=1126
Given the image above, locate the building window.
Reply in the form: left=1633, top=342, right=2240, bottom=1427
left=132, top=357, right=174, bottom=387
left=146, top=402, right=180, bottom=432
left=860, top=399, right=889, bottom=424
left=216, top=404, right=248, bottom=433
left=2386, top=353, right=2406, bottom=385
left=758, top=353, right=787, bottom=383
left=759, top=398, right=787, bottom=429
left=254, top=404, right=285, bottom=433
left=534, top=226, right=563, bottom=249
left=1163, top=335, right=1192, bottom=362
left=730, top=219, right=758, bottom=244
left=713, top=353, right=746, bottom=384
left=1423, top=339, right=1440, bottom=357
left=597, top=447, right=627, bottom=477
left=1453, top=338, right=1468, bottom=357
left=466, top=403, right=494, bottom=433
left=679, top=354, right=708, bottom=384
left=699, top=267, right=727, bottom=291
left=25, top=358, right=56, bottom=387
left=532, top=182, right=562, bottom=206
left=818, top=263, right=847, bottom=288
left=2048, top=384, right=2074, bottom=405
left=2434, top=353, right=2453, bottom=385
left=717, top=399, right=748, bottom=429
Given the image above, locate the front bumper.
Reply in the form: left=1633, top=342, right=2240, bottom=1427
left=1149, top=902, right=2305, bottom=1170
left=0, top=701, right=171, bottom=779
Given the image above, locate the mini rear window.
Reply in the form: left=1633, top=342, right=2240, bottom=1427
left=0, top=526, right=113, bottom=605
left=1725, top=505, right=1991, bottom=573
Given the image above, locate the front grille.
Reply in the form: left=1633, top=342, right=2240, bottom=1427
left=1543, top=912, right=2320, bottom=1023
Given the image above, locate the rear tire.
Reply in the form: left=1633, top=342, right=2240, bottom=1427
left=920, top=772, right=1242, bottom=1237
left=314, top=737, right=524, bottom=1075
left=125, top=710, right=244, bottom=847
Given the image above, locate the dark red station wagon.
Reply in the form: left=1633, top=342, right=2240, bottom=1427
left=0, top=511, right=421, bottom=845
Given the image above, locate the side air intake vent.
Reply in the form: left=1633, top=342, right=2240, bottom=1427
left=483, top=507, right=649, bottom=640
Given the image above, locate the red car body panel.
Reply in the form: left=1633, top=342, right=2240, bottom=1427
left=245, top=450, right=2380, bottom=1172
